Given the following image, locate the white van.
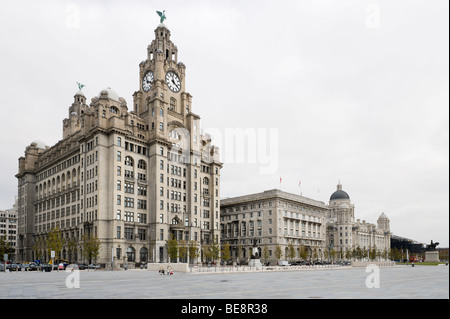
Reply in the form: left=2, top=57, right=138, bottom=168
left=277, top=260, right=290, bottom=266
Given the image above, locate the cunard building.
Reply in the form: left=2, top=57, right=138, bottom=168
left=16, top=21, right=222, bottom=265
left=220, top=183, right=391, bottom=264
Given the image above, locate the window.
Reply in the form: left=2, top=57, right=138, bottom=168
left=124, top=211, right=134, bottom=222
left=125, top=156, right=134, bottom=167
left=138, top=160, right=146, bottom=169
left=138, top=213, right=147, bottom=224
left=138, top=230, right=147, bottom=242
left=117, top=151, right=121, bottom=161
left=117, top=137, right=122, bottom=146
left=125, top=228, right=133, bottom=240
left=124, top=197, right=134, bottom=208
left=124, top=183, right=134, bottom=194
left=138, top=185, right=147, bottom=196
left=170, top=98, right=176, bottom=111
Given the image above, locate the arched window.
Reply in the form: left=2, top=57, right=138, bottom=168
left=203, top=177, right=209, bottom=185
left=125, top=156, right=134, bottom=167
left=140, top=247, right=148, bottom=262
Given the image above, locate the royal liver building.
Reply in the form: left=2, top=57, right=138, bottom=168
left=16, top=22, right=222, bottom=265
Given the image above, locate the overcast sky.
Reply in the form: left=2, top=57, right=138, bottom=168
left=0, top=0, right=448, bottom=247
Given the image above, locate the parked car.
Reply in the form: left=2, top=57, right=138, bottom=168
left=277, top=260, right=290, bottom=266
left=28, top=263, right=39, bottom=271
left=41, top=264, right=52, bottom=272
left=88, top=264, right=100, bottom=269
left=7, top=263, right=20, bottom=271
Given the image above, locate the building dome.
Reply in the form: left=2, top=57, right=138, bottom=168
left=330, top=183, right=350, bottom=201
left=98, top=87, right=120, bottom=102
left=32, top=140, right=47, bottom=149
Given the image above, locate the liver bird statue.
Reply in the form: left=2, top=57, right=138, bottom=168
left=76, top=82, right=85, bottom=91
left=156, top=10, right=167, bottom=24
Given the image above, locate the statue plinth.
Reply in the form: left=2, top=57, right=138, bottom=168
left=425, top=251, right=439, bottom=263
left=248, top=259, right=262, bottom=267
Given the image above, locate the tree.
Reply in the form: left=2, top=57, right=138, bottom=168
left=355, top=246, right=363, bottom=260
left=47, top=227, right=64, bottom=261
left=211, top=238, right=220, bottom=262
left=262, top=245, right=270, bottom=264
left=287, top=242, right=296, bottom=261
left=236, top=243, right=243, bottom=264
left=345, top=249, right=352, bottom=260
left=66, top=237, right=78, bottom=263
left=178, top=240, right=188, bottom=263
left=167, top=235, right=178, bottom=263
left=221, top=242, right=230, bottom=263
left=202, top=244, right=212, bottom=263
left=188, top=241, right=200, bottom=264
left=324, top=249, right=329, bottom=261
left=275, top=244, right=283, bottom=260
left=81, top=234, right=101, bottom=266
left=329, top=249, right=337, bottom=262
left=0, top=235, right=10, bottom=260
left=313, top=249, right=318, bottom=261
left=299, top=245, right=308, bottom=261
left=32, top=237, right=45, bottom=262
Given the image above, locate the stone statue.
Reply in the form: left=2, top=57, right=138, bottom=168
left=426, top=240, right=439, bottom=251
left=157, top=10, right=167, bottom=24
left=251, top=237, right=259, bottom=259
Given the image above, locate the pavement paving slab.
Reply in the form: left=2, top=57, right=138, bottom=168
left=0, top=265, right=448, bottom=299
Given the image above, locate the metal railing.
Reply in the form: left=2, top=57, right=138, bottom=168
left=190, top=264, right=349, bottom=273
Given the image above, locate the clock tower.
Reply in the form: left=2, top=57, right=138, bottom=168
left=132, top=20, right=222, bottom=263
left=133, top=23, right=193, bottom=142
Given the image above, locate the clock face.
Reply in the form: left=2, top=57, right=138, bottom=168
left=165, top=71, right=181, bottom=93
left=142, top=71, right=154, bottom=92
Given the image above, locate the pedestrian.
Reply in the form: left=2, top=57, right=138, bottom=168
left=167, top=264, right=173, bottom=275
left=159, top=264, right=165, bottom=275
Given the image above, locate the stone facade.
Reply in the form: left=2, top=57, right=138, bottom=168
left=15, top=23, right=222, bottom=265
left=0, top=197, right=18, bottom=258
left=220, top=184, right=391, bottom=264
left=220, top=189, right=328, bottom=264
left=326, top=183, right=391, bottom=259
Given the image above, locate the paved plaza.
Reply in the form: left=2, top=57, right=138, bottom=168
left=0, top=265, right=448, bottom=299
